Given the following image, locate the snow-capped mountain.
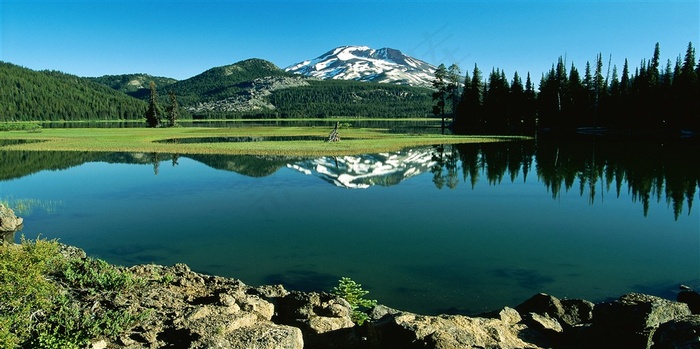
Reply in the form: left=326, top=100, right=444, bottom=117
left=285, top=46, right=436, bottom=87
left=287, top=147, right=438, bottom=189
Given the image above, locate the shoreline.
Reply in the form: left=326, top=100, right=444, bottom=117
left=2, top=238, right=698, bottom=348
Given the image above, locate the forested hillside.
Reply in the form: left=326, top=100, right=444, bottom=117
left=269, top=80, right=433, bottom=118
left=86, top=74, right=177, bottom=99
left=0, top=62, right=147, bottom=122
left=164, top=58, right=293, bottom=106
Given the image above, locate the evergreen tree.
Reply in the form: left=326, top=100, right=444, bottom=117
left=454, top=64, right=483, bottom=134
left=166, top=91, right=180, bottom=127
left=432, top=64, right=448, bottom=133
left=145, top=81, right=161, bottom=127
left=569, top=63, right=587, bottom=128
left=447, top=63, right=462, bottom=123
left=509, top=71, right=524, bottom=132
left=483, top=68, right=510, bottom=132
left=523, top=73, right=537, bottom=133
left=593, top=53, right=606, bottom=126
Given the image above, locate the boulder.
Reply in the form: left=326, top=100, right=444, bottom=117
left=515, top=293, right=594, bottom=328
left=367, top=309, right=547, bottom=349
left=593, top=293, right=692, bottom=348
left=273, top=291, right=357, bottom=349
left=677, top=290, right=700, bottom=315
left=0, top=203, right=23, bottom=232
left=651, top=315, right=700, bottom=349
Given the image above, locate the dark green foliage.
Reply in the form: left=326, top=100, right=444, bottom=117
left=145, top=81, right=161, bottom=127
left=166, top=91, right=180, bottom=127
left=0, top=238, right=149, bottom=348
left=453, top=42, right=700, bottom=135
left=165, top=58, right=292, bottom=106
left=331, top=277, right=377, bottom=325
left=86, top=74, right=177, bottom=98
left=0, top=62, right=147, bottom=122
left=431, top=64, right=448, bottom=131
left=267, top=80, right=433, bottom=119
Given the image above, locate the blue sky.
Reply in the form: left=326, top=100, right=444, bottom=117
left=1, top=1, right=698, bottom=82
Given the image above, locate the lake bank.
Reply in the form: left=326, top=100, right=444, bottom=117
left=1, top=238, right=698, bottom=349
left=0, top=126, right=526, bottom=156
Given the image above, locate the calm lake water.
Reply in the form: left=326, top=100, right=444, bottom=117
left=1, top=137, right=698, bottom=315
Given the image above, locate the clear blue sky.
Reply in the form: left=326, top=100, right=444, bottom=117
left=2, top=0, right=698, bottom=82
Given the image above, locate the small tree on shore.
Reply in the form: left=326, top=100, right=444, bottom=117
left=166, top=91, right=179, bottom=127
left=145, top=81, right=160, bottom=128
left=432, top=64, right=448, bottom=133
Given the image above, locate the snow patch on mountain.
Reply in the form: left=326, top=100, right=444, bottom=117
left=285, top=46, right=436, bottom=87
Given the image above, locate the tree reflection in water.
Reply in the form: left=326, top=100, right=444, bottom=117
left=429, top=137, right=698, bottom=219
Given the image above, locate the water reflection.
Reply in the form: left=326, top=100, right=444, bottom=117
left=0, top=137, right=697, bottom=219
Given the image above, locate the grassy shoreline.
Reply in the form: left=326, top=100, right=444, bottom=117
left=0, top=127, right=529, bottom=156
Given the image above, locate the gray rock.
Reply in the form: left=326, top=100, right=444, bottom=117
left=651, top=315, right=700, bottom=349
left=216, top=323, right=304, bottom=349
left=367, top=311, right=547, bottom=349
left=527, top=312, right=564, bottom=334
left=0, top=203, right=23, bottom=232
left=273, top=291, right=357, bottom=349
left=515, top=293, right=594, bottom=327
left=593, top=293, right=692, bottom=348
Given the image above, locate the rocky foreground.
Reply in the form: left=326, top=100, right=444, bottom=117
left=49, top=246, right=697, bottom=349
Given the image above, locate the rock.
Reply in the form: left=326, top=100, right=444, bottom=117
left=593, top=293, right=692, bottom=348
left=367, top=310, right=547, bottom=349
left=478, top=306, right=523, bottom=325
left=0, top=203, right=23, bottom=232
left=678, top=290, right=700, bottom=314
left=527, top=312, right=564, bottom=333
left=196, top=322, right=304, bottom=349
left=515, top=293, right=594, bottom=328
left=560, top=298, right=595, bottom=326
left=369, top=304, right=402, bottom=321
left=273, top=291, right=357, bottom=349
left=651, top=315, right=700, bottom=349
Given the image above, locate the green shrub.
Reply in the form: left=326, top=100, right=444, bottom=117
left=331, top=277, right=377, bottom=325
left=62, top=257, right=143, bottom=295
left=0, top=238, right=148, bottom=348
left=0, top=237, right=65, bottom=348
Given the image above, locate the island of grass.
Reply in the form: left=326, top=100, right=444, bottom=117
left=0, top=124, right=529, bottom=157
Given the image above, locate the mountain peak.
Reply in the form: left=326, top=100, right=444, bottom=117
left=285, top=45, right=436, bottom=87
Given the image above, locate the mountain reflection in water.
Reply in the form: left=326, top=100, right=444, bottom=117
left=1, top=138, right=697, bottom=219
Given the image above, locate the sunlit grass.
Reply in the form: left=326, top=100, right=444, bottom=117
left=0, top=127, right=529, bottom=156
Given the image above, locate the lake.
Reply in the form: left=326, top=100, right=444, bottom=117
left=1, top=137, right=698, bottom=315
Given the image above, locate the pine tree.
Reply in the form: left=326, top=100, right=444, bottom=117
left=509, top=71, right=524, bottom=131
left=145, top=81, right=160, bottom=128
left=447, top=63, right=462, bottom=123
left=432, top=64, right=448, bottom=133
left=166, top=91, right=179, bottom=127
left=523, top=73, right=537, bottom=133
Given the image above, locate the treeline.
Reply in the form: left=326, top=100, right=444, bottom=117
left=0, top=62, right=147, bottom=122
left=430, top=139, right=698, bottom=220
left=449, top=42, right=700, bottom=134
left=267, top=80, right=433, bottom=118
